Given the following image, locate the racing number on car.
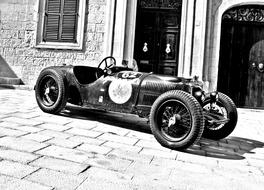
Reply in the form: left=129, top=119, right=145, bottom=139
left=122, top=72, right=137, bottom=79
left=118, top=71, right=142, bottom=79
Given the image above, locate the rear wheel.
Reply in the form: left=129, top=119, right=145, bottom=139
left=35, top=69, right=68, bottom=114
left=202, top=92, right=238, bottom=139
left=150, top=90, right=204, bottom=150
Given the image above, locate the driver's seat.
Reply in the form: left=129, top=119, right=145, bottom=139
left=73, top=66, right=100, bottom=85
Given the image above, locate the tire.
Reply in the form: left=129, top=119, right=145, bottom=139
left=35, top=68, right=68, bottom=114
left=150, top=90, right=204, bottom=150
left=202, top=92, right=238, bottom=140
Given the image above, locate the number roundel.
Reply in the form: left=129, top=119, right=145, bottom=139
left=108, top=79, right=133, bottom=104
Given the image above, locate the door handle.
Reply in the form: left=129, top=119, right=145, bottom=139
left=165, top=44, right=171, bottom=54
left=143, top=42, right=148, bottom=52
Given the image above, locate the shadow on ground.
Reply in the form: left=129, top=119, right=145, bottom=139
left=62, top=105, right=264, bottom=161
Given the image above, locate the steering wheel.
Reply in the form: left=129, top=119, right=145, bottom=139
left=96, top=56, right=116, bottom=79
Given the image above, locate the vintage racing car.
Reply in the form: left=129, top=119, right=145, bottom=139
left=35, top=56, right=238, bottom=150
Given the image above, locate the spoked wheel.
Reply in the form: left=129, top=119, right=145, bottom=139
left=35, top=69, right=68, bottom=114
left=157, top=100, right=192, bottom=142
left=202, top=92, right=238, bottom=140
left=150, top=90, right=204, bottom=150
left=40, top=76, right=59, bottom=107
left=96, top=56, right=116, bottom=78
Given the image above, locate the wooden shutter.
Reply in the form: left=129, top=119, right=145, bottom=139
left=44, top=0, right=79, bottom=43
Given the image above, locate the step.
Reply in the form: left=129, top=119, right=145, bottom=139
left=0, top=77, right=22, bottom=85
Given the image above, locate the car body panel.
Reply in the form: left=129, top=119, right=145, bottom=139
left=39, top=65, right=203, bottom=117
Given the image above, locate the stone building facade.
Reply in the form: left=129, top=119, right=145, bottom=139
left=0, top=0, right=264, bottom=109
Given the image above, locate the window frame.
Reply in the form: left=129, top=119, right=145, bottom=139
left=36, top=0, right=86, bottom=50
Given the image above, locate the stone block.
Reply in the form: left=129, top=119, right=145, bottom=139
left=93, top=123, right=130, bottom=136
left=102, top=141, right=142, bottom=153
left=0, top=148, right=40, bottom=164
left=0, top=175, right=52, bottom=190
left=0, top=136, right=48, bottom=152
left=77, top=143, right=112, bottom=155
left=98, top=133, right=138, bottom=146
left=68, top=135, right=105, bottom=145
left=140, top=148, right=177, bottom=160
left=46, top=138, right=81, bottom=149
left=0, top=160, right=39, bottom=179
left=26, top=168, right=85, bottom=190
left=66, top=127, right=102, bottom=138
left=0, top=126, right=28, bottom=137
left=30, top=156, right=89, bottom=175
left=36, top=145, right=90, bottom=163
left=22, top=133, right=53, bottom=143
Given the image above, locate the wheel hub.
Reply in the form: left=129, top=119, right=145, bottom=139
left=168, top=114, right=181, bottom=128
left=45, top=87, right=50, bottom=95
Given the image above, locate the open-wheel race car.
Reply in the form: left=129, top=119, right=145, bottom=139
left=35, top=56, right=238, bottom=150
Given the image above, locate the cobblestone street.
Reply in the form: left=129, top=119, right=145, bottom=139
left=0, top=87, right=264, bottom=190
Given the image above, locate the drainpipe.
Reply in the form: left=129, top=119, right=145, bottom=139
left=189, top=0, right=197, bottom=76
left=110, top=0, right=117, bottom=56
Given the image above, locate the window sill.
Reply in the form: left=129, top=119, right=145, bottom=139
left=35, top=41, right=83, bottom=50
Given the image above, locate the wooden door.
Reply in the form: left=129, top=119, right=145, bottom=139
left=218, top=6, right=264, bottom=109
left=134, top=0, right=182, bottom=76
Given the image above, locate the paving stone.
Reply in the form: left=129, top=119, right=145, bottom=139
left=76, top=179, right=132, bottom=190
left=126, top=130, right=155, bottom=141
left=140, top=148, right=177, bottom=159
left=37, top=129, right=73, bottom=139
left=8, top=125, right=44, bottom=133
left=85, top=154, right=133, bottom=172
left=0, top=148, right=39, bottom=164
left=26, top=168, right=85, bottom=190
left=32, top=116, right=71, bottom=125
left=66, top=120, right=98, bottom=130
left=11, top=112, right=41, bottom=119
left=30, top=156, right=89, bottom=175
left=92, top=123, right=130, bottom=136
left=0, top=127, right=28, bottom=137
left=46, top=138, right=81, bottom=149
left=107, top=149, right=153, bottom=163
left=2, top=117, right=43, bottom=126
left=136, top=139, right=171, bottom=152
left=0, top=160, right=39, bottom=179
left=36, top=145, right=91, bottom=163
left=0, top=136, right=48, bottom=152
left=38, top=123, right=72, bottom=132
left=77, top=167, right=133, bottom=190
left=66, top=127, right=103, bottom=138
left=126, top=161, right=172, bottom=182
left=0, top=121, right=21, bottom=128
left=176, top=151, right=218, bottom=167
left=68, top=135, right=105, bottom=145
left=150, top=157, right=180, bottom=169
left=80, top=166, right=133, bottom=180
left=77, top=143, right=112, bottom=155
left=98, top=133, right=138, bottom=145
left=22, top=133, right=53, bottom=143
left=0, top=175, right=52, bottom=190
left=102, top=141, right=142, bottom=152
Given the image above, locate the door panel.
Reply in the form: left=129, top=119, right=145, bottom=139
left=134, top=2, right=181, bottom=75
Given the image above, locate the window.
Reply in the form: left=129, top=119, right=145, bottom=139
left=36, top=0, right=86, bottom=49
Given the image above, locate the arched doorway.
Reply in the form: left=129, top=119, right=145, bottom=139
left=134, top=0, right=182, bottom=76
left=218, top=5, right=264, bottom=109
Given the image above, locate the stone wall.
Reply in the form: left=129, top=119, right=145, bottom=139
left=0, top=0, right=106, bottom=86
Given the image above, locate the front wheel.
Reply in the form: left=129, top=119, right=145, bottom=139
left=202, top=92, right=238, bottom=140
left=150, top=90, right=204, bottom=150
